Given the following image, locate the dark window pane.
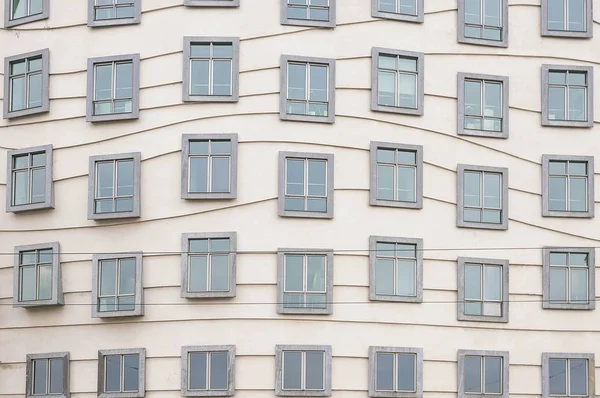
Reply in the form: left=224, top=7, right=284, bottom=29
left=464, top=356, right=482, bottom=393
left=284, top=255, right=303, bottom=292
left=105, top=356, right=121, bottom=392
left=189, top=157, right=208, bottom=193
left=100, top=260, right=117, bottom=296
left=305, top=351, right=324, bottom=390
left=484, top=357, right=502, bottom=394
left=31, top=168, right=46, bottom=203
left=123, top=355, right=139, bottom=392
left=189, top=256, right=208, bottom=292
left=375, top=259, right=394, bottom=295
left=210, top=352, right=228, bottom=390
left=33, top=359, right=47, bottom=395
left=397, top=354, right=415, bottom=391
left=116, top=160, right=134, bottom=196
left=283, top=352, right=302, bottom=390
left=376, top=353, right=394, bottom=391
left=38, top=265, right=52, bottom=300
left=118, top=259, right=136, bottom=295
left=189, top=353, right=207, bottom=390
left=213, top=60, right=232, bottom=96
left=49, top=358, right=64, bottom=394
left=569, top=359, right=587, bottom=396
left=210, top=255, right=229, bottom=291
left=211, top=157, right=230, bottom=193
left=548, top=359, right=567, bottom=395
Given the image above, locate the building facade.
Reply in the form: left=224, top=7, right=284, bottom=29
left=0, top=0, right=599, bottom=397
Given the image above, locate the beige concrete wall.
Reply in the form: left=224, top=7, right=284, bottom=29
left=1, top=0, right=599, bottom=396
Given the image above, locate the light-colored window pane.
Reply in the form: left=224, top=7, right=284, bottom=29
left=464, top=0, right=481, bottom=24
left=465, top=25, right=482, bottom=39
left=309, top=65, right=328, bottom=102
left=190, top=239, right=208, bottom=253
left=305, top=351, right=324, bottom=390
left=99, top=297, right=115, bottom=312
left=33, top=359, right=47, bottom=395
left=189, top=352, right=207, bottom=390
left=11, top=60, right=26, bottom=75
left=399, top=0, right=417, bottom=15
left=548, top=87, right=566, bottom=120
left=549, top=359, right=567, bottom=395
left=482, top=209, right=501, bottom=224
left=30, top=0, right=43, bottom=14
left=483, top=173, right=500, bottom=208
left=377, top=165, right=394, bottom=201
left=96, top=162, right=114, bottom=199
left=398, top=73, right=416, bottom=108
left=484, top=0, right=501, bottom=26
left=115, top=6, right=135, bottom=18
left=49, top=359, right=63, bottom=394
left=21, top=266, right=36, bottom=301
left=376, top=259, right=395, bottom=295
left=307, top=197, right=326, bottom=212
left=213, top=44, right=233, bottom=58
left=30, top=168, right=46, bottom=204
left=39, top=249, right=53, bottom=263
left=567, top=0, right=585, bottom=31
left=307, top=160, right=326, bottom=196
left=398, top=58, right=417, bottom=72
left=190, top=44, right=210, bottom=58
left=286, top=159, right=305, bottom=195
left=189, top=256, right=208, bottom=292
left=483, top=302, right=502, bottom=316
left=397, top=151, right=416, bottom=164
left=191, top=60, right=210, bottom=95
left=397, top=260, right=415, bottom=296
left=283, top=352, right=302, bottom=390
left=210, top=352, right=228, bottom=390
left=484, top=82, right=502, bottom=117
left=21, top=252, right=36, bottom=264
left=464, top=356, right=482, bottom=393
left=465, top=301, right=482, bottom=315
left=378, top=71, right=396, bottom=106
left=465, top=80, right=482, bottom=116
left=464, top=208, right=481, bottom=222
left=96, top=8, right=114, bottom=20
left=288, top=64, right=307, bottom=100
left=116, top=160, right=133, bottom=196
left=568, top=87, right=586, bottom=121
left=549, top=71, right=566, bottom=84
left=376, top=353, right=394, bottom=391
left=396, top=244, right=416, bottom=258
left=307, top=256, right=325, bottom=292
left=285, top=197, right=304, bottom=211
left=38, top=265, right=52, bottom=300
left=550, top=252, right=568, bottom=265
left=463, top=172, right=481, bottom=207
left=287, top=6, right=307, bottom=20
left=465, top=264, right=481, bottom=300
left=118, top=295, right=135, bottom=311
left=484, top=357, right=502, bottom=394
left=211, top=239, right=230, bottom=253
left=115, top=198, right=133, bottom=212
left=10, top=76, right=26, bottom=111
left=284, top=255, right=304, bottom=291
left=378, top=0, right=395, bottom=13
left=213, top=60, right=232, bottom=96
left=28, top=73, right=42, bottom=108
left=118, top=259, right=136, bottom=295
left=189, top=157, right=208, bottom=193
left=13, top=170, right=29, bottom=205
left=570, top=359, right=588, bottom=395
left=548, top=0, right=565, bottom=30
left=378, top=55, right=396, bottom=69
left=377, top=149, right=395, bottom=163
left=211, top=255, right=229, bottom=291
left=115, top=63, right=133, bottom=99
left=569, top=178, right=587, bottom=211
left=211, top=141, right=231, bottom=155
left=549, top=268, right=567, bottom=301
left=211, top=157, right=230, bottom=193
left=397, top=166, right=415, bottom=202
left=95, top=65, right=113, bottom=101
left=570, top=253, right=587, bottom=266
left=100, top=260, right=117, bottom=296
left=397, top=354, right=415, bottom=391
left=570, top=268, right=587, bottom=303
left=105, top=356, right=121, bottom=392
left=569, top=162, right=587, bottom=175
left=549, top=160, right=567, bottom=174
left=548, top=176, right=567, bottom=211
left=483, top=265, right=501, bottom=300
left=309, top=7, right=329, bottom=21
left=123, top=355, right=139, bottom=392
left=568, top=72, right=586, bottom=85
left=377, top=242, right=395, bottom=257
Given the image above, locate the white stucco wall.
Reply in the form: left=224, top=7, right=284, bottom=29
left=0, top=0, right=599, bottom=397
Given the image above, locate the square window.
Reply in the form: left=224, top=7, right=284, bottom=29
left=280, top=55, right=336, bottom=124
left=14, top=242, right=63, bottom=308
left=457, top=73, right=509, bottom=138
left=98, top=348, right=145, bottom=398
left=4, top=0, right=49, bottom=27
left=88, top=152, right=141, bottom=220
left=542, top=65, right=594, bottom=127
left=458, top=350, right=509, bottom=398
left=278, top=152, right=334, bottom=218
left=458, top=0, right=509, bottom=47
left=371, top=48, right=424, bottom=116
left=371, top=0, right=423, bottom=23
left=3, top=49, right=50, bottom=119
left=181, top=134, right=238, bottom=200
left=542, top=0, right=593, bottom=38
left=457, top=257, right=509, bottom=322
left=369, top=141, right=423, bottom=209
left=369, top=236, right=423, bottom=303
left=542, top=155, right=594, bottom=218
left=457, top=164, right=508, bottom=230
left=182, top=37, right=240, bottom=102
left=542, top=247, right=595, bottom=310
left=275, top=345, right=332, bottom=397
left=542, top=353, right=594, bottom=398
left=181, top=345, right=236, bottom=396
left=184, top=0, right=240, bottom=6
left=87, top=0, right=141, bottom=27
left=86, top=54, right=140, bottom=122
left=6, top=144, right=54, bottom=213
left=92, top=253, right=143, bottom=318
left=181, top=232, right=237, bottom=299
left=368, top=346, right=423, bottom=398
left=26, top=352, right=70, bottom=398
left=277, top=248, right=333, bottom=315
left=280, top=0, right=336, bottom=28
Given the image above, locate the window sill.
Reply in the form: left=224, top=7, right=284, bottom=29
left=541, top=119, right=594, bottom=128
left=278, top=209, right=334, bottom=219
left=371, top=10, right=423, bottom=23
left=87, top=111, right=139, bottom=123
left=369, top=197, right=422, bottom=209
left=458, top=313, right=509, bottom=323
left=457, top=36, right=508, bottom=48
left=457, top=128, right=509, bottom=139
left=457, top=221, right=508, bottom=230
left=92, top=308, right=144, bottom=318
left=280, top=18, right=335, bottom=28
left=542, top=29, right=593, bottom=39
left=182, top=192, right=237, bottom=200
left=182, top=289, right=236, bottom=299
left=3, top=106, right=49, bottom=120
left=183, top=94, right=239, bottom=103
left=371, top=103, right=423, bottom=116
left=7, top=201, right=54, bottom=213
left=542, top=302, right=595, bottom=310
left=14, top=298, right=64, bottom=308
left=369, top=292, right=422, bottom=303
left=88, top=17, right=141, bottom=28
left=88, top=210, right=141, bottom=221
left=280, top=112, right=335, bottom=124
left=277, top=306, right=333, bottom=315
left=542, top=210, right=594, bottom=218
left=4, top=12, right=49, bottom=28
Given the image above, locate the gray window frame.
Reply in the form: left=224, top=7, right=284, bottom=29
left=371, top=47, right=424, bottom=116
left=26, top=352, right=70, bottom=398
left=371, top=0, right=423, bottom=23
left=181, top=134, right=238, bottom=200
left=182, top=37, right=240, bottom=103
left=369, top=236, right=423, bottom=303
left=181, top=345, right=236, bottom=397
left=6, top=144, right=54, bottom=213
left=278, top=151, right=335, bottom=219
left=369, top=141, right=423, bottom=209
left=87, top=152, right=141, bottom=220
left=277, top=248, right=334, bottom=315
left=456, top=164, right=509, bottom=230
left=541, top=64, right=594, bottom=128
left=280, top=55, right=336, bottom=124
left=542, top=155, right=594, bottom=218
left=87, top=0, right=141, bottom=27
left=3, top=0, right=49, bottom=27
left=181, top=232, right=237, bottom=299
left=368, top=346, right=423, bottom=398
left=97, top=348, right=146, bottom=398
left=542, top=353, right=595, bottom=398
left=457, top=0, right=509, bottom=47
left=541, top=0, right=593, bottom=38
left=457, top=72, right=509, bottom=138
left=457, top=257, right=509, bottom=323
left=542, top=247, right=595, bottom=310
left=13, top=242, right=63, bottom=308
left=91, top=252, right=144, bottom=318
left=275, top=345, right=332, bottom=397
left=86, top=54, right=140, bottom=123
left=280, top=0, right=336, bottom=28
left=184, top=0, right=240, bottom=6
left=3, top=49, right=50, bottom=119
left=457, top=349, right=509, bottom=398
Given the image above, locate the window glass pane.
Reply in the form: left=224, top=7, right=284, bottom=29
left=285, top=197, right=305, bottom=211
left=378, top=55, right=396, bottom=70
left=30, top=0, right=43, bottom=14
left=378, top=0, right=395, bottom=13
left=464, top=25, right=481, bottom=39
left=210, top=352, right=228, bottom=390
left=569, top=162, right=587, bottom=175
left=210, top=255, right=229, bottom=291
left=549, top=71, right=566, bottom=84
left=189, top=353, right=207, bottom=390
left=116, top=160, right=134, bottom=196
left=464, top=0, right=481, bottom=24
left=191, top=60, right=210, bottom=95
left=12, top=0, right=26, bottom=19
left=548, top=359, right=567, bottom=395
left=570, top=253, right=588, bottom=266
left=11, top=60, right=26, bottom=75
left=484, top=0, right=501, bottom=26
left=377, top=165, right=394, bottom=201
left=105, top=356, right=121, bottom=392
left=378, top=71, right=396, bottom=106
left=548, top=176, right=567, bottom=211
left=49, top=359, right=64, bottom=394
left=549, top=160, right=567, bottom=174
left=190, top=141, right=209, bottom=155
left=39, top=249, right=53, bottom=263
left=96, top=8, right=114, bottom=20
left=397, top=354, right=415, bottom=391
left=213, top=44, right=233, bottom=58
left=397, top=151, right=416, bottom=164
left=464, top=264, right=481, bottom=300
left=38, top=265, right=52, bottom=300
left=464, top=80, right=482, bottom=116
left=288, top=63, right=307, bottom=100
left=464, top=356, right=482, bottom=393
left=100, top=260, right=117, bottom=296
left=118, top=259, right=136, bottom=295
left=483, top=26, right=502, bottom=40
left=190, top=44, right=210, bottom=58
left=308, top=160, right=326, bottom=196
left=115, top=6, right=135, bottom=18
left=309, top=7, right=329, bottom=21
left=549, top=268, right=567, bottom=302
left=484, top=82, right=502, bottom=117
left=399, top=0, right=417, bottom=16
left=484, top=357, right=502, bottom=394
left=398, top=73, right=416, bottom=108
left=568, top=72, right=586, bottom=85
left=397, top=166, right=415, bottom=202
left=464, top=208, right=481, bottom=222
left=123, top=355, right=139, bottom=392
left=569, top=178, right=587, bottom=211
left=115, top=198, right=133, bottom=212
left=305, top=351, right=324, bottom=390
left=376, top=353, right=394, bottom=391
left=99, top=297, right=115, bottom=312
left=396, top=244, right=416, bottom=258
left=20, top=251, right=36, bottom=265
left=550, top=252, right=567, bottom=265
left=20, top=266, right=36, bottom=301
left=189, top=256, right=208, bottom=292
left=307, top=102, right=327, bottom=117
left=283, top=352, right=302, bottom=390
left=309, top=65, right=328, bottom=102
left=213, top=60, right=232, bottom=96
left=465, top=301, right=482, bottom=315
left=548, top=0, right=565, bottom=30
left=211, top=157, right=230, bottom=193
left=568, top=87, right=586, bottom=121
left=482, top=209, right=501, bottom=224
left=211, top=141, right=231, bottom=156
left=287, top=6, right=308, bottom=20
left=13, top=170, right=29, bottom=206
left=307, top=198, right=327, bottom=212
left=463, top=172, right=481, bottom=207
left=31, top=152, right=45, bottom=167
left=397, top=260, right=415, bottom=296
left=376, top=259, right=394, bottom=295
left=307, top=256, right=325, bottom=292
left=95, top=64, right=113, bottom=101
left=190, top=239, right=208, bottom=253
left=189, top=157, right=208, bottom=193
left=286, top=159, right=305, bottom=195
left=118, top=296, right=135, bottom=311
left=377, top=149, right=395, bottom=163
left=96, top=162, right=114, bottom=198
left=10, top=76, right=26, bottom=111
left=31, top=168, right=46, bottom=203
left=284, top=255, right=304, bottom=291
left=115, top=63, right=132, bottom=99
left=483, top=173, right=501, bottom=208
left=570, top=268, right=587, bottom=303
left=13, top=154, right=29, bottom=169
left=33, top=359, right=47, bottom=395
left=569, top=359, right=588, bottom=395
left=28, top=73, right=42, bottom=108
left=398, top=58, right=417, bottom=73
left=484, top=265, right=501, bottom=301
left=548, top=87, right=566, bottom=120
left=567, top=0, right=585, bottom=31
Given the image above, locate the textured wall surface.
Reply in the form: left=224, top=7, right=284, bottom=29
left=1, top=0, right=599, bottom=397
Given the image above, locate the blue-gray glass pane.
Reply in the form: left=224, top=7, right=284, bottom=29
left=378, top=55, right=396, bottom=70
left=570, top=268, right=587, bottom=303
left=465, top=0, right=481, bottom=24
left=549, top=359, right=567, bottom=395
left=549, top=71, right=566, bottom=84
left=190, top=239, right=208, bottom=253
left=33, top=359, right=47, bottom=395
left=377, top=242, right=395, bottom=257
left=484, top=82, right=502, bottom=117
left=549, top=176, right=567, bottom=211
left=307, top=256, right=325, bottom=292
left=464, top=208, right=481, bottom=222
left=191, top=60, right=210, bottom=95
left=283, top=352, right=302, bottom=390
left=189, top=353, right=207, bottom=390
left=307, top=160, right=326, bottom=196
left=14, top=155, right=28, bottom=169
left=305, top=351, right=324, bottom=390
left=484, top=0, right=501, bottom=26
left=115, top=6, right=135, bottom=18
left=568, top=72, right=586, bottom=85
left=288, top=63, right=307, bottom=100
left=38, top=265, right=52, bottom=300
left=116, top=160, right=133, bottom=196
left=285, top=197, right=305, bottom=211
left=284, top=292, right=305, bottom=308
left=398, top=166, right=415, bottom=202
left=285, top=255, right=303, bottom=291
left=397, top=354, right=416, bottom=392
left=376, top=259, right=394, bottom=295
left=31, top=168, right=46, bottom=203
left=210, top=255, right=229, bottom=291
left=21, top=251, right=36, bottom=265
left=465, top=264, right=481, bottom=300
left=287, top=6, right=308, bottom=20
left=213, top=60, right=232, bottom=96
left=549, top=161, right=567, bottom=174
left=13, top=170, right=28, bottom=205
left=286, top=159, right=305, bottom=196
left=123, top=355, right=139, bottom=392
left=211, top=141, right=231, bottom=155
left=378, top=0, right=395, bottom=12
left=570, top=359, right=587, bottom=395
left=211, top=157, right=230, bottom=193
left=308, top=102, right=328, bottom=117
left=376, top=353, right=394, bottom=391
left=548, top=86, right=566, bottom=120
left=307, top=198, right=327, bottom=212
left=118, top=296, right=135, bottom=311
left=483, top=173, right=500, bottom=208
left=190, top=44, right=210, bottom=58
left=190, top=157, right=208, bottom=193
left=12, top=0, right=26, bottom=19
left=399, top=0, right=417, bottom=15
left=96, top=162, right=114, bottom=198
left=464, top=356, right=482, bottom=393
left=20, top=266, right=36, bottom=301
left=29, top=58, right=43, bottom=72
left=396, top=244, right=415, bottom=258
left=11, top=60, right=26, bottom=75
left=28, top=73, right=42, bottom=108
left=482, top=209, right=501, bottom=224
left=309, top=65, right=327, bottom=102
left=31, top=152, right=45, bottom=166
left=10, top=77, right=26, bottom=111
left=115, top=198, right=133, bottom=212
left=398, top=58, right=417, bottom=73
left=397, top=151, right=416, bottom=164
left=550, top=252, right=567, bottom=265
left=570, top=253, right=587, bottom=266
left=569, top=178, right=587, bottom=211
left=100, top=260, right=117, bottom=296
left=95, top=65, right=113, bottom=101
left=484, top=265, right=501, bottom=301
left=115, top=63, right=133, bottom=99
left=567, top=0, right=585, bottom=31
left=210, top=352, right=228, bottom=390
left=378, top=71, right=395, bottom=106
left=189, top=256, right=208, bottom=292
left=39, top=249, right=53, bottom=263
left=465, top=301, right=482, bottom=315
left=309, top=7, right=328, bottom=21
left=397, top=260, right=415, bottom=296
left=549, top=268, right=567, bottom=302
left=377, top=165, right=394, bottom=201
left=465, top=25, right=482, bottom=39
left=118, top=259, right=135, bottom=295
left=96, top=8, right=114, bottom=20
left=99, top=297, right=116, bottom=312
left=49, top=359, right=64, bottom=394
left=114, top=100, right=132, bottom=114
left=30, top=0, right=43, bottom=14
left=94, top=102, right=113, bottom=115
left=105, top=356, right=121, bottom=392
left=464, top=172, right=481, bottom=207
left=211, top=239, right=230, bottom=253
left=548, top=0, right=565, bottom=30
left=482, top=27, right=501, bottom=40
left=399, top=73, right=416, bottom=108
left=568, top=87, right=586, bottom=121
left=569, top=162, right=587, bottom=175
left=190, top=141, right=209, bottom=155
left=306, top=294, right=327, bottom=308
left=484, top=357, right=502, bottom=394
left=213, top=44, right=233, bottom=58
left=465, top=80, right=482, bottom=116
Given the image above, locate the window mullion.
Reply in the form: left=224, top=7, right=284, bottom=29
left=45, top=358, right=51, bottom=394
left=306, top=64, right=310, bottom=114
left=35, top=255, right=40, bottom=300
left=566, top=359, right=571, bottom=396
left=301, top=351, right=306, bottom=390
left=479, top=172, right=484, bottom=210
left=207, top=352, right=211, bottom=390
left=480, top=265, right=485, bottom=306
left=116, top=259, right=121, bottom=307
left=112, top=160, right=117, bottom=211
left=481, top=357, right=486, bottom=394
left=480, top=0, right=484, bottom=25
left=481, top=81, right=485, bottom=122
left=120, top=355, right=125, bottom=393
left=208, top=251, right=213, bottom=291
left=393, top=244, right=398, bottom=295
left=112, top=62, right=117, bottom=111
left=565, top=80, right=570, bottom=120
left=303, top=255, right=308, bottom=303
left=304, top=159, right=309, bottom=211
left=209, top=44, right=214, bottom=96
left=393, top=353, right=398, bottom=392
